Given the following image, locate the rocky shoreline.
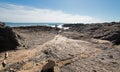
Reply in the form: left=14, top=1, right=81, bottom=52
left=63, top=22, right=120, bottom=45
left=0, top=22, right=120, bottom=72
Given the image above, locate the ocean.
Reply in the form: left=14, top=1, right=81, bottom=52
left=5, top=22, right=63, bottom=27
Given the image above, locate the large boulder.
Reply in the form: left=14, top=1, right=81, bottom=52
left=0, top=22, right=19, bottom=52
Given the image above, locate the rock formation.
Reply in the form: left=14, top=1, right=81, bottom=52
left=0, top=22, right=120, bottom=72
left=0, top=22, right=19, bottom=52
left=41, top=59, right=56, bottom=72
left=63, top=22, right=120, bottom=45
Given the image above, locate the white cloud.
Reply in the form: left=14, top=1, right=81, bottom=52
left=0, top=3, right=103, bottom=23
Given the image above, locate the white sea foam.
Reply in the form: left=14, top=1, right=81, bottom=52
left=57, top=24, right=69, bottom=30
left=57, top=24, right=63, bottom=29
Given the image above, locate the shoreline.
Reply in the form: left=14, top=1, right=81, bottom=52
left=5, top=22, right=63, bottom=28
left=0, top=22, right=120, bottom=72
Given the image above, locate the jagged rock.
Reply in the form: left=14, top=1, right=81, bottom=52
left=0, top=22, right=5, bottom=27
left=63, top=22, right=120, bottom=45
left=0, top=22, right=19, bottom=52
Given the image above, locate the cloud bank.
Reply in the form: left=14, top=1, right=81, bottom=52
left=0, top=3, right=103, bottom=23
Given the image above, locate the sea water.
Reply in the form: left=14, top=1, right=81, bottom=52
left=5, top=22, right=63, bottom=27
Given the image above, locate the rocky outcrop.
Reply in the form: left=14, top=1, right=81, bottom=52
left=0, top=30, right=120, bottom=72
left=0, top=22, right=5, bottom=27
left=13, top=26, right=60, bottom=32
left=0, top=22, right=19, bottom=52
left=63, top=22, right=120, bottom=45
left=12, top=26, right=59, bottom=49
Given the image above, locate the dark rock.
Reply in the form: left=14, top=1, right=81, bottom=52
left=13, top=26, right=60, bottom=32
left=108, top=55, right=113, bottom=59
left=41, top=60, right=55, bottom=72
left=0, top=22, right=19, bottom=52
left=101, top=58, right=104, bottom=60
left=63, top=22, right=120, bottom=45
left=92, top=70, right=97, bottom=72
left=111, top=62, right=118, bottom=64
left=0, top=22, right=5, bottom=27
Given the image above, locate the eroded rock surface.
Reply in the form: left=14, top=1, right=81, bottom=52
left=0, top=22, right=120, bottom=72
left=63, top=22, right=120, bottom=45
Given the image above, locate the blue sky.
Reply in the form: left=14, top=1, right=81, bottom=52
left=0, top=0, right=120, bottom=23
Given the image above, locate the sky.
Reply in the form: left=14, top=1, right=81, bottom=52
left=0, top=0, right=120, bottom=23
